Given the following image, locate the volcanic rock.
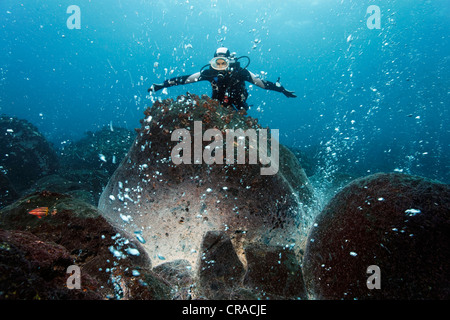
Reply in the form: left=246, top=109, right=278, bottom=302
left=0, top=172, right=18, bottom=209
left=53, top=126, right=136, bottom=204
left=58, top=126, right=135, bottom=175
left=197, top=231, right=246, bottom=299
left=303, top=172, right=450, bottom=299
left=98, top=94, right=315, bottom=269
left=0, top=228, right=101, bottom=299
left=0, top=190, right=170, bottom=300
left=27, top=171, right=110, bottom=206
left=153, top=259, right=194, bottom=300
left=0, top=116, right=59, bottom=195
left=243, top=243, right=307, bottom=299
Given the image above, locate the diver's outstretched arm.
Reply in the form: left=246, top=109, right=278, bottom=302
left=263, top=80, right=297, bottom=98
left=148, top=72, right=201, bottom=92
left=246, top=71, right=297, bottom=98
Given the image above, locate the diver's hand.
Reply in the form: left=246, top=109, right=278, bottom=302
left=282, top=89, right=297, bottom=98
left=148, top=83, right=165, bottom=93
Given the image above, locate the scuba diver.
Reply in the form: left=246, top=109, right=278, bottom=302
left=148, top=47, right=297, bottom=110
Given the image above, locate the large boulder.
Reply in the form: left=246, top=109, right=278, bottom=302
left=243, top=242, right=307, bottom=299
left=0, top=190, right=171, bottom=300
left=98, top=94, right=316, bottom=269
left=191, top=230, right=307, bottom=300
left=0, top=228, right=102, bottom=299
left=0, top=172, right=18, bottom=209
left=153, top=259, right=194, bottom=300
left=196, top=231, right=246, bottom=299
left=26, top=170, right=112, bottom=206
left=303, top=172, right=450, bottom=300
left=58, top=126, right=135, bottom=176
left=54, top=126, right=136, bottom=204
left=0, top=116, right=58, bottom=196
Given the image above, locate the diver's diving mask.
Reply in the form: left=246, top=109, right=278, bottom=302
left=210, top=57, right=229, bottom=71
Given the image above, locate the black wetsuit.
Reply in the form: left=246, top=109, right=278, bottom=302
left=150, top=66, right=296, bottom=110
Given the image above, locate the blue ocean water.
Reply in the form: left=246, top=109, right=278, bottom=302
left=0, top=0, right=449, bottom=183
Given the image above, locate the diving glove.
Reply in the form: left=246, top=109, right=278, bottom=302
left=148, top=83, right=165, bottom=93
left=282, top=89, right=297, bottom=98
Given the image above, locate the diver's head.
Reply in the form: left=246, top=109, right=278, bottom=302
left=210, top=47, right=232, bottom=71
left=214, top=47, right=231, bottom=58
left=210, top=57, right=229, bottom=71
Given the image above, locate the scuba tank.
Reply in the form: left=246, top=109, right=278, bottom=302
left=227, top=52, right=251, bottom=73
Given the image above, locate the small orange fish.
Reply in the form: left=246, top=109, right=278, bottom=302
left=28, top=207, right=57, bottom=219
